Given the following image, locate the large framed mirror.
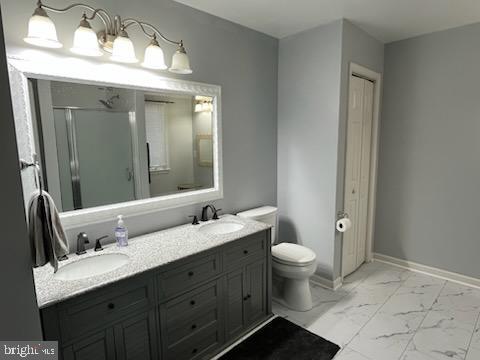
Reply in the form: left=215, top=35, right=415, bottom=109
left=8, top=56, right=222, bottom=229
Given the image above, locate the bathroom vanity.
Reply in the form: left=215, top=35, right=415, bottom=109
left=9, top=45, right=274, bottom=359
left=34, top=216, right=272, bottom=360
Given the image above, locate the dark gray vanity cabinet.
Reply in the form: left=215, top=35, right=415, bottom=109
left=62, top=310, right=159, bottom=360
left=40, top=229, right=271, bottom=360
left=225, top=233, right=268, bottom=339
left=62, top=328, right=115, bottom=360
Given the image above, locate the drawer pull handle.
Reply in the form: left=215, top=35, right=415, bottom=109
left=188, top=271, right=194, bottom=277
left=191, top=324, right=197, bottom=330
left=190, top=300, right=196, bottom=306
left=107, top=303, right=115, bottom=309
left=243, top=250, right=249, bottom=255
left=192, top=348, right=198, bottom=354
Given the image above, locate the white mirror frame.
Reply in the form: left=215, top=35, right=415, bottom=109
left=8, top=54, right=223, bottom=230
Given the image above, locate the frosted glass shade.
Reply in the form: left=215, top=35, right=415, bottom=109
left=71, top=20, right=102, bottom=57
left=141, top=40, right=167, bottom=70
left=169, top=46, right=192, bottom=74
left=24, top=11, right=62, bottom=49
left=111, top=32, right=138, bottom=63
left=194, top=103, right=203, bottom=112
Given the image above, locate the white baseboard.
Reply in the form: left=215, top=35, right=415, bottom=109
left=374, top=253, right=480, bottom=289
left=311, top=274, right=343, bottom=291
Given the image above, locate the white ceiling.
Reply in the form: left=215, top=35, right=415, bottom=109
left=174, top=0, right=480, bottom=42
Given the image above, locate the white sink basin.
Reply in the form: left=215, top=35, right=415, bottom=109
left=54, top=253, right=130, bottom=281
left=199, top=221, right=244, bottom=235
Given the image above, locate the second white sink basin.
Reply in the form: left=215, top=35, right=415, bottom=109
left=54, top=253, right=130, bottom=281
left=199, top=221, right=244, bottom=235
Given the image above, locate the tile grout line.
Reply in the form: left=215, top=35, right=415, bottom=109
left=341, top=268, right=415, bottom=352
left=396, top=280, right=449, bottom=360
left=464, top=306, right=480, bottom=360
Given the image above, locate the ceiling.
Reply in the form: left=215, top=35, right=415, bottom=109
left=174, top=0, right=480, bottom=42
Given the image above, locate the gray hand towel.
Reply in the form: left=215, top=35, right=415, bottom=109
left=28, top=191, right=69, bottom=272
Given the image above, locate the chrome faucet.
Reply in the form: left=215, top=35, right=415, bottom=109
left=76, top=232, right=90, bottom=255
left=201, top=204, right=221, bottom=221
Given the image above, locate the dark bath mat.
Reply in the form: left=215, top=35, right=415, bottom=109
left=219, top=317, right=340, bottom=360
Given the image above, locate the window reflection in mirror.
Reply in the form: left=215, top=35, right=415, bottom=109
left=28, top=79, right=214, bottom=212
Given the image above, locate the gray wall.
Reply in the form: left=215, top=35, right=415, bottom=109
left=334, top=20, right=384, bottom=278
left=0, top=8, right=42, bottom=339
left=277, top=20, right=383, bottom=280
left=277, top=20, right=343, bottom=279
left=375, top=22, right=480, bottom=278
left=2, top=0, right=278, bottom=247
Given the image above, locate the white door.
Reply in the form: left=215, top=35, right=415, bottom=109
left=342, top=75, right=374, bottom=277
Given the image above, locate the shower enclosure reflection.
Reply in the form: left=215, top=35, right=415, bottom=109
left=29, top=79, right=214, bottom=212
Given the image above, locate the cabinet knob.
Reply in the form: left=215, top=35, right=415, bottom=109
left=243, top=294, right=251, bottom=301
left=107, top=303, right=115, bottom=309
left=192, top=348, right=198, bottom=354
left=190, top=300, right=196, bottom=306
left=243, top=250, right=249, bottom=255
left=191, top=324, right=197, bottom=330
left=188, top=271, right=194, bottom=277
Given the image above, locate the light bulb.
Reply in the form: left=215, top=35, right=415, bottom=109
left=71, top=15, right=102, bottom=57
left=141, top=37, right=167, bottom=70
left=169, top=42, right=192, bottom=74
left=24, top=6, right=62, bottom=49
left=194, top=103, right=203, bottom=112
left=111, top=29, right=138, bottom=63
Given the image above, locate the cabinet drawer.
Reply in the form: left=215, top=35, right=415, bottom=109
left=58, top=276, right=154, bottom=342
left=224, top=232, right=266, bottom=270
left=166, top=322, right=220, bottom=360
left=158, top=253, right=221, bottom=299
left=164, top=281, right=219, bottom=326
left=166, top=307, right=219, bottom=347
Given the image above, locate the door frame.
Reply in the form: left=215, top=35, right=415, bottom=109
left=342, top=63, right=382, bottom=277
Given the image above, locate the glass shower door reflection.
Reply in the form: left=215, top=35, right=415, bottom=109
left=54, top=108, right=136, bottom=210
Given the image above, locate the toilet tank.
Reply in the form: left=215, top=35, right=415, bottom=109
left=237, top=206, right=277, bottom=244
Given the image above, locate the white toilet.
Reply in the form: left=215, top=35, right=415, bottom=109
left=237, top=206, right=317, bottom=311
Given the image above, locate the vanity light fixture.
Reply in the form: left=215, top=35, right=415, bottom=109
left=110, top=27, right=138, bottom=63
left=24, top=5, right=62, bottom=48
left=194, top=102, right=203, bottom=112
left=194, top=96, right=213, bottom=112
left=24, top=0, right=193, bottom=74
left=141, top=35, right=167, bottom=70
left=71, top=14, right=102, bottom=57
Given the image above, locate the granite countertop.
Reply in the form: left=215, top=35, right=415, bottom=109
left=33, top=214, right=270, bottom=308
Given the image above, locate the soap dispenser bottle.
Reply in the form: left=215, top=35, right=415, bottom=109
left=115, top=215, right=128, bottom=247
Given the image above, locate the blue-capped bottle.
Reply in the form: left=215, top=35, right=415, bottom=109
left=115, top=215, right=128, bottom=247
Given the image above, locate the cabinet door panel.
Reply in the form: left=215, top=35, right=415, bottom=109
left=114, top=310, right=159, bottom=360
left=62, top=328, right=115, bottom=360
left=245, top=260, right=266, bottom=326
left=225, top=269, right=246, bottom=339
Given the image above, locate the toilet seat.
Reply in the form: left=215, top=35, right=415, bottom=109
left=272, top=243, right=316, bottom=267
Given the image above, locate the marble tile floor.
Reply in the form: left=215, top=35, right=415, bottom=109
left=272, top=261, right=480, bottom=360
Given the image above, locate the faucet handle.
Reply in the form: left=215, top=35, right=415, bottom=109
left=212, top=209, right=222, bottom=220
left=189, top=215, right=199, bottom=225
left=94, top=235, right=108, bottom=252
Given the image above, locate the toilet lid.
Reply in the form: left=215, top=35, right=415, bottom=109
left=272, top=243, right=316, bottom=265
